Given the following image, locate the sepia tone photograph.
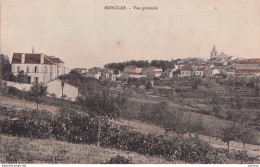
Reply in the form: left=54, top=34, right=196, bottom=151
left=0, top=0, right=260, bottom=165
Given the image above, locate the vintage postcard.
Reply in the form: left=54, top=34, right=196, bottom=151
left=0, top=0, right=260, bottom=165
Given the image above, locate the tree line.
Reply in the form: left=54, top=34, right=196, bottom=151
left=104, top=60, right=175, bottom=71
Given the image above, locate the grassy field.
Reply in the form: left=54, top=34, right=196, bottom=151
left=0, top=134, right=182, bottom=164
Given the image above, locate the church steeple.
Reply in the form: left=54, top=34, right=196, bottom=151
left=211, top=45, right=218, bottom=58
left=32, top=46, right=34, bottom=54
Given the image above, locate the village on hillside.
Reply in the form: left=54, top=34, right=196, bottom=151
left=1, top=45, right=260, bottom=164
left=1, top=45, right=259, bottom=101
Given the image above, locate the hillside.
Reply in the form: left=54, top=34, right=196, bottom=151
left=0, top=135, right=177, bottom=164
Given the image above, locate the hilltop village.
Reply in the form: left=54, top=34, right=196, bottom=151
left=1, top=46, right=260, bottom=164
left=1, top=45, right=260, bottom=101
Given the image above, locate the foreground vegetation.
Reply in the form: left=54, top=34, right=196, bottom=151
left=1, top=135, right=175, bottom=164
left=1, top=71, right=259, bottom=164
left=0, top=106, right=222, bottom=163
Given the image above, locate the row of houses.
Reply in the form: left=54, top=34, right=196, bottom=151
left=80, top=65, right=166, bottom=80
left=81, top=58, right=260, bottom=81
left=178, top=59, right=260, bottom=78
left=178, top=46, right=260, bottom=78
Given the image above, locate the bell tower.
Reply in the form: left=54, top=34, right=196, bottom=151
left=210, top=45, right=218, bottom=58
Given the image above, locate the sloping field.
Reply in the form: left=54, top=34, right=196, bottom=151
left=0, top=134, right=181, bottom=164
left=0, top=96, right=59, bottom=114
left=112, top=119, right=260, bottom=158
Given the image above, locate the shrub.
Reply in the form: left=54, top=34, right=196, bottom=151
left=1, top=107, right=220, bottom=163
left=106, top=155, right=133, bottom=164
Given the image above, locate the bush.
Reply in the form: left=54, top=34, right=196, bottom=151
left=106, top=155, right=133, bottom=164
left=1, top=107, right=220, bottom=163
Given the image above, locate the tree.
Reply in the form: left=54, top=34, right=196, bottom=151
left=29, top=83, right=48, bottom=110
left=163, top=110, right=189, bottom=141
left=238, top=129, right=256, bottom=150
left=186, top=115, right=204, bottom=138
left=0, top=54, right=12, bottom=80
left=17, top=70, right=30, bottom=83
left=219, top=124, right=240, bottom=153
left=211, top=93, right=222, bottom=116
left=79, top=81, right=127, bottom=146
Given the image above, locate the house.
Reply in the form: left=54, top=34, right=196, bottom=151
left=11, top=53, right=58, bottom=83
left=123, top=72, right=146, bottom=79
left=233, top=59, right=260, bottom=77
left=163, top=65, right=180, bottom=78
left=194, top=67, right=207, bottom=77
left=72, top=68, right=87, bottom=74
left=49, top=56, right=66, bottom=76
left=178, top=67, right=192, bottom=77
left=208, top=68, right=221, bottom=76
left=142, top=66, right=162, bottom=78
left=124, top=65, right=142, bottom=74
left=101, top=68, right=121, bottom=81
left=86, top=70, right=101, bottom=79
left=47, top=79, right=79, bottom=101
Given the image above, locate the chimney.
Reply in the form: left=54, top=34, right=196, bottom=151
left=22, top=54, right=25, bottom=64
left=40, top=54, right=44, bottom=64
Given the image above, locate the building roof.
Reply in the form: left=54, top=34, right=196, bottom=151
left=195, top=67, right=207, bottom=71
left=181, top=67, right=192, bottom=71
left=12, top=53, right=56, bottom=65
left=88, top=70, right=99, bottom=75
left=235, top=69, right=260, bottom=74
left=236, top=59, right=260, bottom=64
left=50, top=57, right=64, bottom=63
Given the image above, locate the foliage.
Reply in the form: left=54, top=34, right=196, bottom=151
left=219, top=124, right=241, bottom=153
left=0, top=54, right=12, bottom=80
left=105, top=60, right=175, bottom=71
left=79, top=81, right=127, bottom=118
left=238, top=129, right=256, bottom=149
left=29, top=83, right=48, bottom=110
left=106, top=155, right=133, bottom=164
left=1, top=106, right=220, bottom=163
left=16, top=70, right=30, bottom=83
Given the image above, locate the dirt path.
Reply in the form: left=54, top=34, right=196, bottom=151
left=0, top=96, right=59, bottom=114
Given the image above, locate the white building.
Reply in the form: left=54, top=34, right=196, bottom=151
left=233, top=59, right=260, bottom=77
left=124, top=65, right=142, bottom=74
left=123, top=72, right=146, bottom=79
left=101, top=68, right=121, bottom=81
left=142, top=66, right=162, bottom=78
left=49, top=56, right=66, bottom=76
left=178, top=67, right=192, bottom=77
left=11, top=53, right=58, bottom=83
left=86, top=70, right=101, bottom=79
left=208, top=69, right=220, bottom=76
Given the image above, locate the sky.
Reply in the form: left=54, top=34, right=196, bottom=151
left=1, top=0, right=260, bottom=69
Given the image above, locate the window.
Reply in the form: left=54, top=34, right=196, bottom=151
left=34, top=77, right=38, bottom=83
left=44, top=66, right=48, bottom=73
left=26, top=66, right=29, bottom=73
left=43, top=77, right=46, bottom=83
left=35, top=66, right=38, bottom=73
left=17, top=66, right=20, bottom=73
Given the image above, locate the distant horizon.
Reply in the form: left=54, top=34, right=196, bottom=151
left=5, top=47, right=257, bottom=70
left=1, top=0, right=260, bottom=69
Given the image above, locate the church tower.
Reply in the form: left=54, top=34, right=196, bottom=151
left=210, top=45, right=218, bottom=58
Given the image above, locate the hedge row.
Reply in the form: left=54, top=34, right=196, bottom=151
left=0, top=107, right=220, bottom=163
